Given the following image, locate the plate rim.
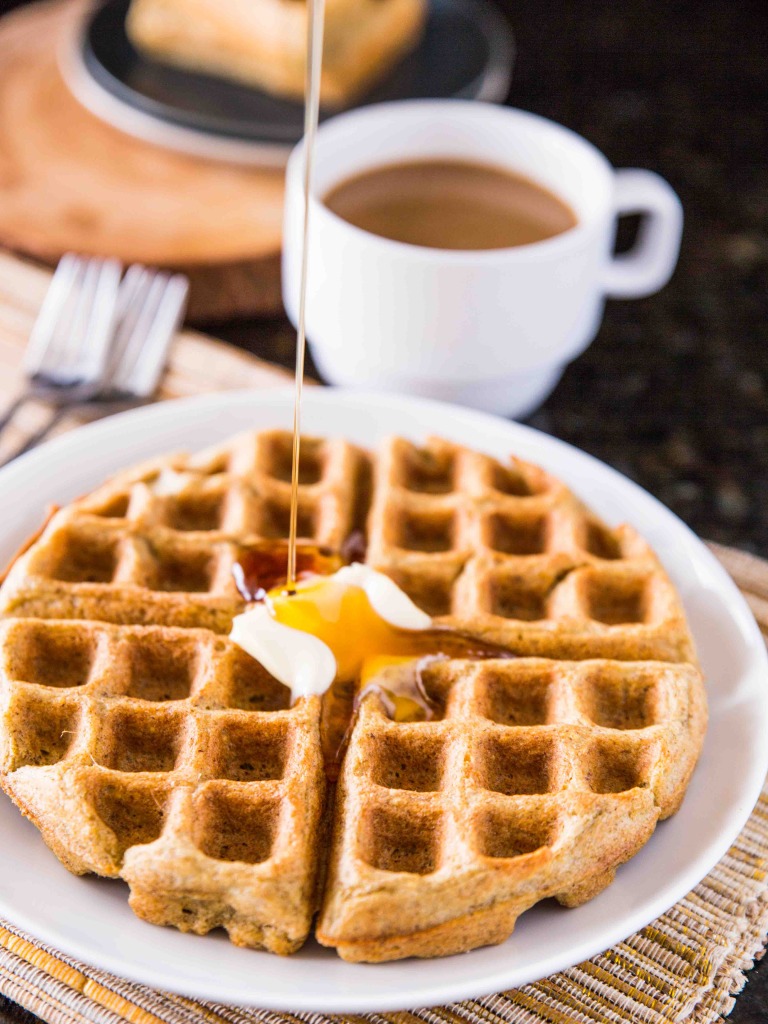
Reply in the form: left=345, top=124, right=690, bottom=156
left=0, top=387, right=765, bottom=1013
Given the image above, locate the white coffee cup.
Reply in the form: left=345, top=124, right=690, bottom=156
left=283, top=100, right=682, bottom=418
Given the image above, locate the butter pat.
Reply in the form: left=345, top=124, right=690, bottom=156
left=229, top=563, right=431, bottom=700
left=230, top=606, right=337, bottom=699
left=325, top=564, right=431, bottom=630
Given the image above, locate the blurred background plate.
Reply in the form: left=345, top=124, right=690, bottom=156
left=63, top=0, right=515, bottom=166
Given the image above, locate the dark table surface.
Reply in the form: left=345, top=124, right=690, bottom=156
left=0, top=0, right=767, bottom=1021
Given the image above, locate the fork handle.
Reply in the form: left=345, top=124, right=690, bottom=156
left=0, top=393, right=30, bottom=438
left=0, top=405, right=68, bottom=467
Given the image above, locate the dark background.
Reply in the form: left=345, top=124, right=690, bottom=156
left=0, top=0, right=767, bottom=1021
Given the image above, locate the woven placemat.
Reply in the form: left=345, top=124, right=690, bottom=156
left=0, top=544, right=765, bottom=1024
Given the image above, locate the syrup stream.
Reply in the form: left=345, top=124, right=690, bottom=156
left=268, top=10, right=517, bottom=774
left=233, top=540, right=342, bottom=602
left=287, top=0, right=326, bottom=589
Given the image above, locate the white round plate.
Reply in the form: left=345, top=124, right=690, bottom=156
left=0, top=389, right=765, bottom=1013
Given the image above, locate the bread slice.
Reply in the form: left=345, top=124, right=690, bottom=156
left=126, top=0, right=428, bottom=106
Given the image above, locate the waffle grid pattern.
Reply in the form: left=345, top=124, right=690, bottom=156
left=0, top=618, right=324, bottom=953
left=0, top=431, right=705, bottom=961
left=317, top=656, right=706, bottom=959
left=367, top=437, right=695, bottom=662
left=0, top=432, right=367, bottom=630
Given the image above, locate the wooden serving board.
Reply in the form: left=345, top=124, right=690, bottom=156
left=0, top=0, right=286, bottom=321
left=0, top=251, right=293, bottom=459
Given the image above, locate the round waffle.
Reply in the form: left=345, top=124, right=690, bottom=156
left=0, top=431, right=706, bottom=961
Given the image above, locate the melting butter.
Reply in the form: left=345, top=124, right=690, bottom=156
left=229, top=563, right=431, bottom=700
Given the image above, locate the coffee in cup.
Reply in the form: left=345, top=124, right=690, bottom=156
left=323, top=159, right=578, bottom=251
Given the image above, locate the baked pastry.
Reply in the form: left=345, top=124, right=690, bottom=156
left=126, top=0, right=428, bottom=106
left=0, top=431, right=706, bottom=960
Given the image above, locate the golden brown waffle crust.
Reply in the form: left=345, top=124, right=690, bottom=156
left=316, top=657, right=707, bottom=961
left=0, top=618, right=326, bottom=955
left=0, top=432, right=369, bottom=632
left=0, top=431, right=706, bottom=962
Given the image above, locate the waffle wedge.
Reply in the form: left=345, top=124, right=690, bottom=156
left=316, top=655, right=705, bottom=960
left=0, top=431, right=706, bottom=961
left=0, top=620, right=323, bottom=953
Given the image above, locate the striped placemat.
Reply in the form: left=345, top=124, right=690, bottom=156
left=1, top=252, right=767, bottom=1024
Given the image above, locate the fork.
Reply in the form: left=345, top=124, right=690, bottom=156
left=0, top=253, right=122, bottom=438
left=101, top=263, right=189, bottom=405
left=0, top=258, right=189, bottom=465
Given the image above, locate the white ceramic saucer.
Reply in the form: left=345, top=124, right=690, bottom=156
left=0, top=389, right=764, bottom=1013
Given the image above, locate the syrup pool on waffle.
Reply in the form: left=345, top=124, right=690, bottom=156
left=229, top=540, right=514, bottom=774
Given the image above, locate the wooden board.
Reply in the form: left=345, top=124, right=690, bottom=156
left=0, top=0, right=286, bottom=321
left=0, top=251, right=293, bottom=459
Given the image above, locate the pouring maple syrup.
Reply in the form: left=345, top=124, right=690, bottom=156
left=233, top=540, right=343, bottom=602
left=286, top=0, right=326, bottom=592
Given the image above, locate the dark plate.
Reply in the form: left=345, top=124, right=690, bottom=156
left=78, top=0, right=514, bottom=147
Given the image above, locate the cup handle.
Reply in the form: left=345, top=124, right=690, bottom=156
left=602, top=169, right=683, bottom=299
